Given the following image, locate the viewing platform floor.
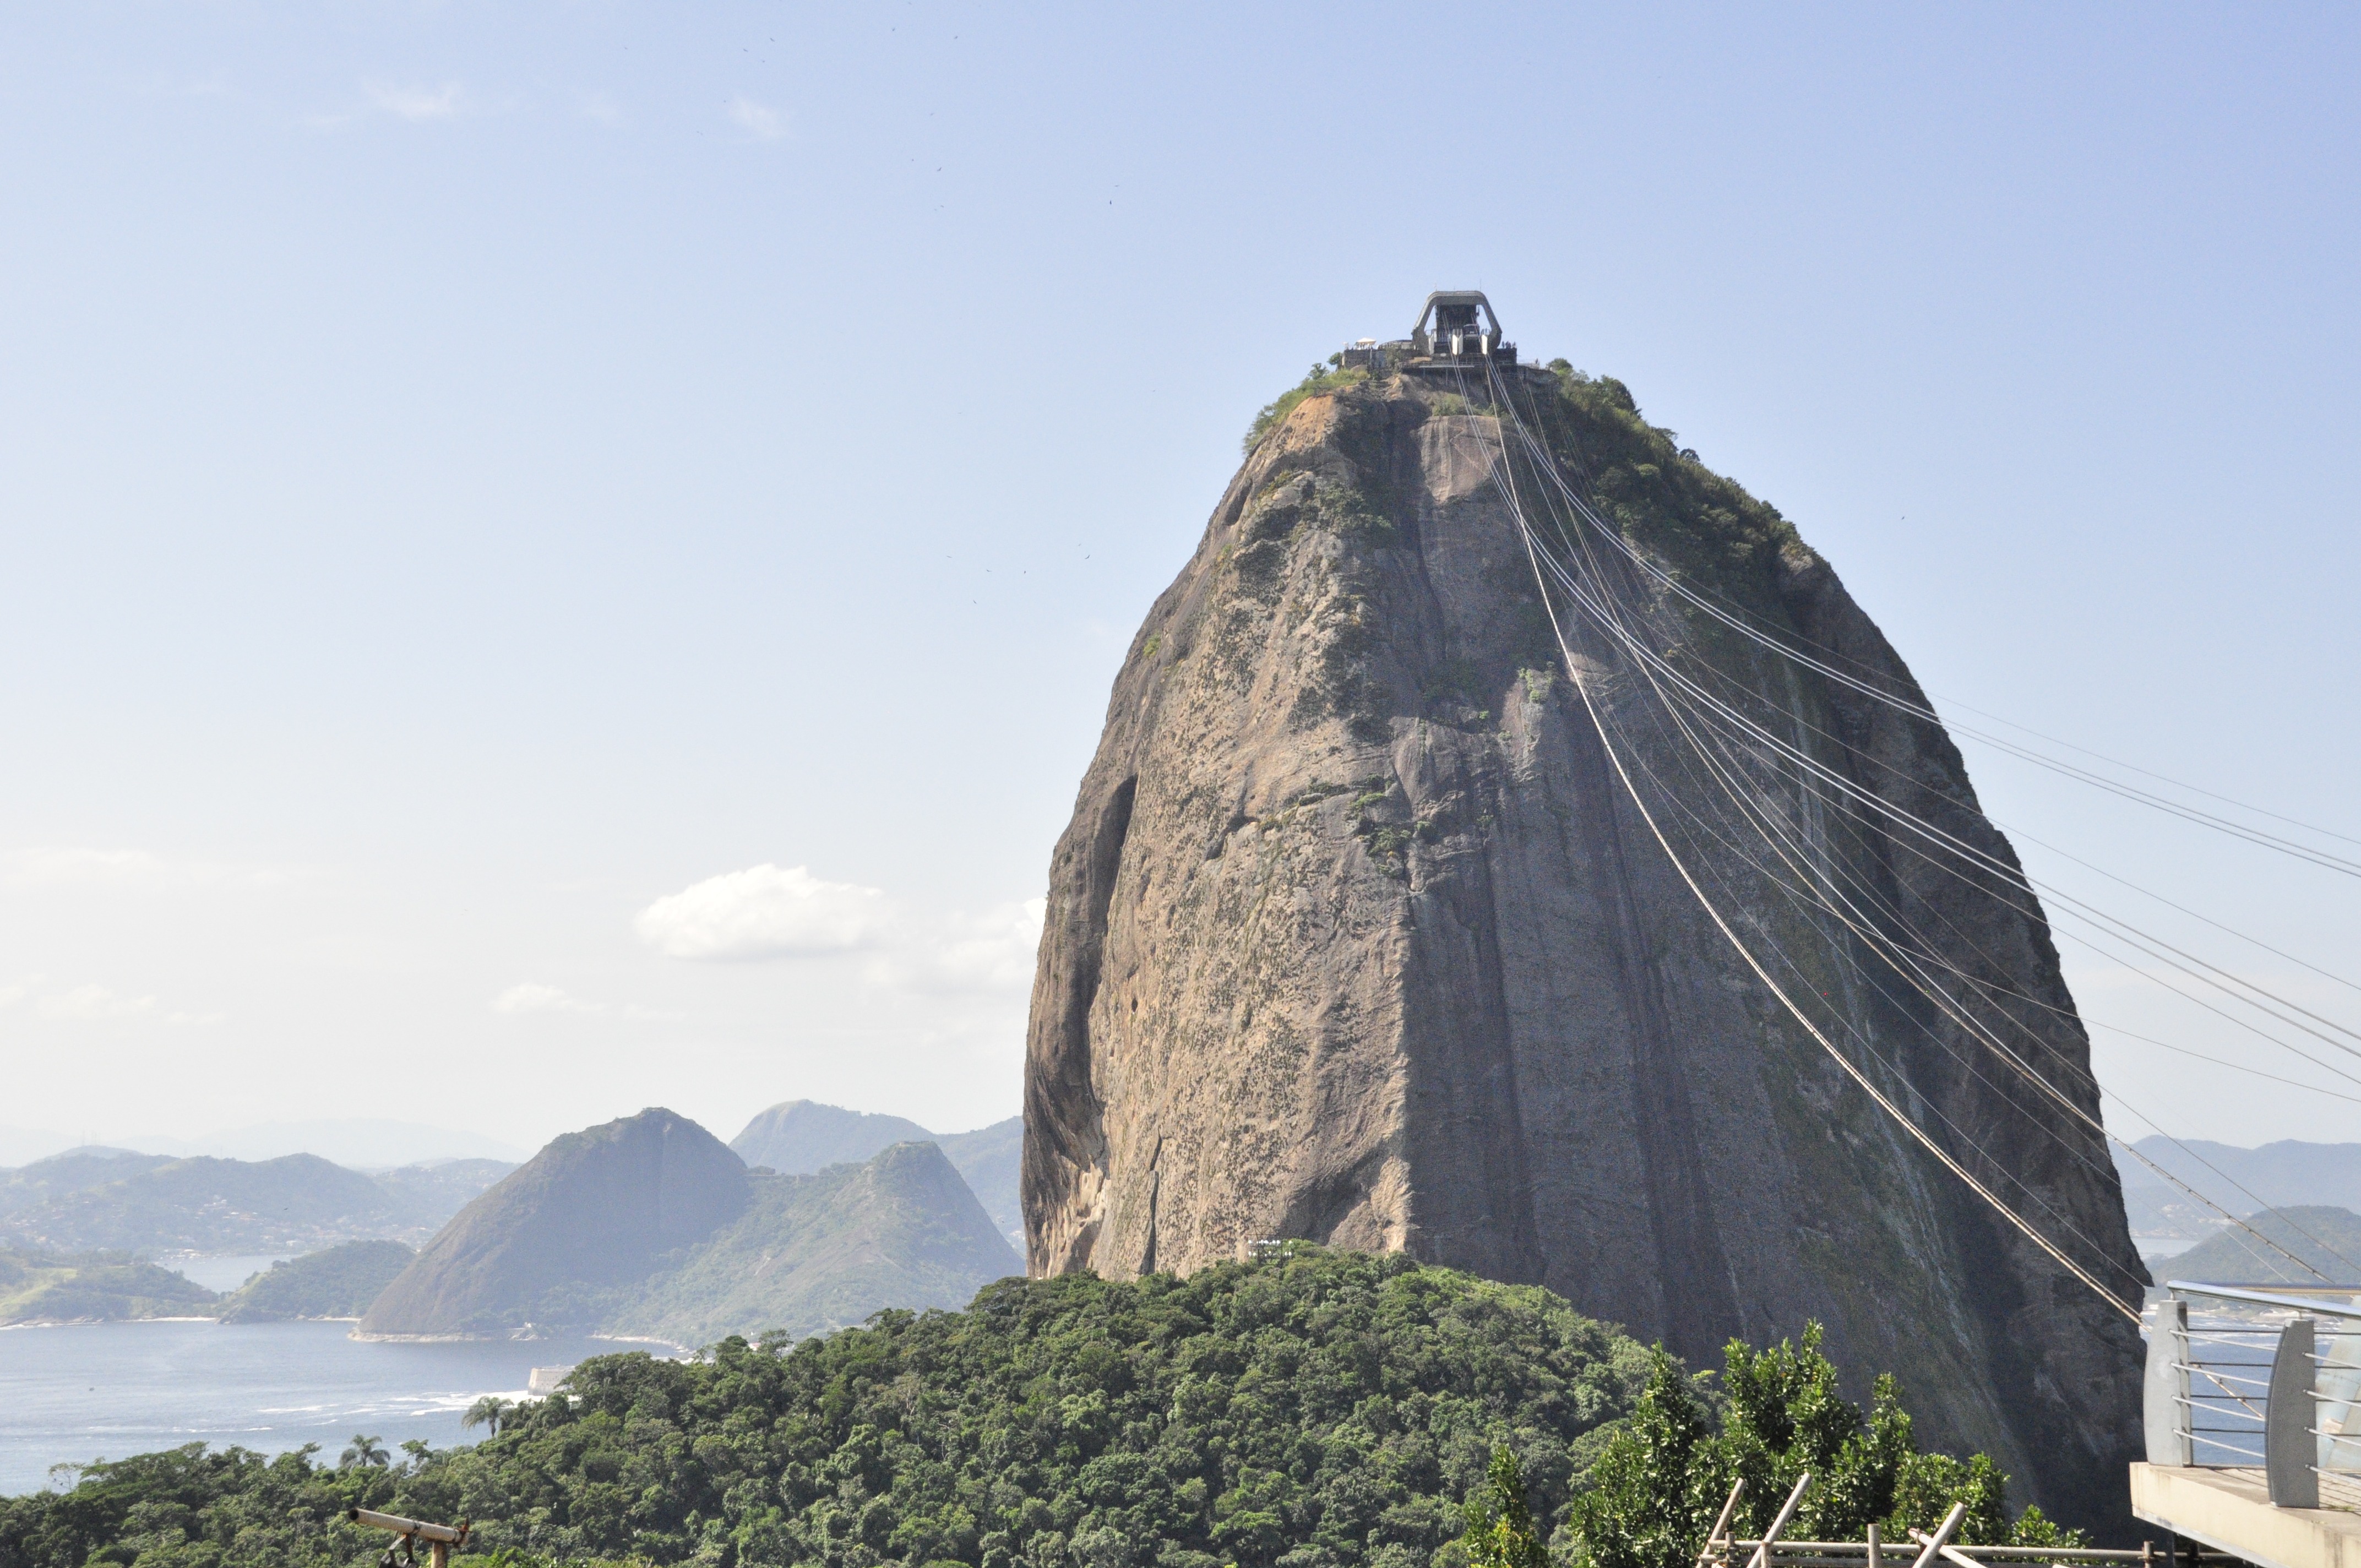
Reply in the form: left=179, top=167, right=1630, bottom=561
left=2131, top=1463, right=2360, bottom=1568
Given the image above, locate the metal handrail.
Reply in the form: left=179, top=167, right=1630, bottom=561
left=2166, top=1281, right=2361, bottom=1320
left=2155, top=1286, right=2361, bottom=1507
left=1728, top=1548, right=2162, bottom=1565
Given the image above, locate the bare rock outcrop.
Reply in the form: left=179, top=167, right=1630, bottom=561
left=1022, top=368, right=2146, bottom=1530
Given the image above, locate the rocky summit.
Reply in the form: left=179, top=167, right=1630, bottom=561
left=1022, top=361, right=2146, bottom=1529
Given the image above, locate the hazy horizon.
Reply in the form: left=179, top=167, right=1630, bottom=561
left=4, top=4, right=2357, bottom=1152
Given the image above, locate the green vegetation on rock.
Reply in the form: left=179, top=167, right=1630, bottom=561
left=1244, top=361, right=1367, bottom=454
left=5, top=1249, right=1652, bottom=1565
left=217, top=1241, right=416, bottom=1323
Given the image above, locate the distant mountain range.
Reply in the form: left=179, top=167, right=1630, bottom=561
left=730, top=1100, right=1022, bottom=1249
left=362, top=1108, right=752, bottom=1337
left=0, top=1099, right=1024, bottom=1341
left=2161, top=1206, right=2361, bottom=1285
left=361, top=1107, right=1021, bottom=1347
left=0, top=1148, right=515, bottom=1254
left=2115, top=1137, right=2361, bottom=1239
left=608, top=1141, right=1020, bottom=1347
left=0, top=1119, right=526, bottom=1170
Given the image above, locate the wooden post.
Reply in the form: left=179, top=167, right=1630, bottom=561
left=1906, top=1502, right=1968, bottom=1568
left=1748, top=1472, right=1813, bottom=1568
left=1696, top=1479, right=1747, bottom=1568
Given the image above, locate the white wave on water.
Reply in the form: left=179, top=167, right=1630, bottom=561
left=0, top=1319, right=662, bottom=1496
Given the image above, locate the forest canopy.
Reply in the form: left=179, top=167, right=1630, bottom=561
left=0, top=1249, right=2066, bottom=1568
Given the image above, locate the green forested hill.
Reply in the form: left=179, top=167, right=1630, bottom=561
left=218, top=1240, right=416, bottom=1322
left=0, top=1151, right=514, bottom=1260
left=0, top=1155, right=406, bottom=1254
left=606, top=1140, right=1019, bottom=1347
left=0, top=1248, right=216, bottom=1325
left=369, top=1161, right=519, bottom=1229
left=0, top=1248, right=2074, bottom=1568
left=0, top=1149, right=175, bottom=1216
left=4, top=1249, right=1652, bottom=1566
left=730, top=1101, right=934, bottom=1174
left=2164, top=1205, right=2361, bottom=1284
left=360, top=1109, right=750, bottom=1337
left=727, top=1103, right=1025, bottom=1253
left=933, top=1117, right=1022, bottom=1249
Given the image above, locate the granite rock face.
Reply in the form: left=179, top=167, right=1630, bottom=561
left=1022, top=369, right=2147, bottom=1529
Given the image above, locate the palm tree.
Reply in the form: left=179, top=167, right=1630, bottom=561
left=461, top=1396, right=514, bottom=1437
left=340, top=1433, right=390, bottom=1469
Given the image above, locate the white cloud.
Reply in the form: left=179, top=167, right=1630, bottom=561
left=580, top=90, right=622, bottom=125
left=13, top=847, right=168, bottom=882
left=368, top=82, right=463, bottom=121
left=492, top=983, right=601, bottom=1016
left=637, top=864, right=890, bottom=961
left=40, top=985, right=158, bottom=1021
left=858, top=899, right=1046, bottom=996
left=7, top=846, right=292, bottom=890
left=877, top=899, right=1046, bottom=994
left=728, top=96, right=786, bottom=141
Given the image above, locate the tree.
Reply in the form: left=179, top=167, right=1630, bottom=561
left=340, top=1433, right=389, bottom=1469
left=1566, top=1326, right=2081, bottom=1568
left=462, top=1396, right=514, bottom=1437
left=1565, top=1352, right=1722, bottom=1568
left=1461, top=1448, right=1548, bottom=1568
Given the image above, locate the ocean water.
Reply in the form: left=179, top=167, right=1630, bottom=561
left=161, top=1254, right=294, bottom=1292
left=0, top=1319, right=679, bottom=1497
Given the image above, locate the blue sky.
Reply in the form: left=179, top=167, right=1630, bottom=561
left=2, top=3, right=2355, bottom=1156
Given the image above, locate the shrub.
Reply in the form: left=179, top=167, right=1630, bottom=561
left=1243, top=362, right=1368, bottom=454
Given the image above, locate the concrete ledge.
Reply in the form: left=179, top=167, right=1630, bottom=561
left=2131, top=1464, right=2361, bottom=1568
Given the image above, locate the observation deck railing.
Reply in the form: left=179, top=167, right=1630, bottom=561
left=2144, top=1281, right=2361, bottom=1512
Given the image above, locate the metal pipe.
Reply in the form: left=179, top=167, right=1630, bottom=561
left=2168, top=1282, right=2361, bottom=1321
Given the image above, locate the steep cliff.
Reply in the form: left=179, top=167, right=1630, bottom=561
left=1022, top=364, right=2147, bottom=1529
